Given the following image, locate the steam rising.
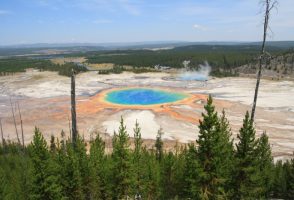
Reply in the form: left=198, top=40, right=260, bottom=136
left=179, top=61, right=211, bottom=81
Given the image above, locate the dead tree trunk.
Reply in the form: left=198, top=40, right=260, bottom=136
left=17, top=102, right=25, bottom=148
left=251, top=0, right=277, bottom=121
left=67, top=115, right=72, bottom=141
left=0, top=118, right=4, bottom=144
left=71, top=70, right=77, bottom=145
left=10, top=98, right=20, bottom=144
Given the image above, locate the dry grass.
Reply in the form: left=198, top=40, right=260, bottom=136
left=31, top=74, right=44, bottom=80
left=50, top=57, right=87, bottom=65
left=87, top=63, right=114, bottom=70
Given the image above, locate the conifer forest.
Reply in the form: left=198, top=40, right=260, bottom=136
left=1, top=97, right=293, bottom=200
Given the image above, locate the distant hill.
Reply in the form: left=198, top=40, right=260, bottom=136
left=1, top=41, right=294, bottom=57
left=236, top=51, right=294, bottom=79
left=244, top=41, right=294, bottom=49
left=171, top=44, right=283, bottom=53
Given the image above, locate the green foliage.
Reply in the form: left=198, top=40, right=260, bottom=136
left=256, top=132, right=274, bottom=197
left=195, top=95, right=234, bottom=199
left=155, top=128, right=163, bottom=161
left=86, top=45, right=285, bottom=77
left=272, top=158, right=294, bottom=199
left=29, top=127, right=63, bottom=200
left=0, top=143, right=32, bottom=200
left=111, top=117, right=132, bottom=199
left=98, top=65, right=159, bottom=75
left=285, top=159, right=294, bottom=199
left=0, top=58, right=87, bottom=77
left=132, top=120, right=143, bottom=194
left=272, top=160, right=288, bottom=198
left=138, top=147, right=161, bottom=199
left=86, top=46, right=260, bottom=69
left=98, top=65, right=125, bottom=74
left=88, top=133, right=109, bottom=199
left=233, top=112, right=266, bottom=199
left=38, top=62, right=88, bottom=77
left=182, top=143, right=201, bottom=198
left=0, top=97, right=292, bottom=199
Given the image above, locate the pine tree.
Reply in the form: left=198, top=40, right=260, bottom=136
left=30, top=127, right=63, bottom=200
left=217, top=110, right=235, bottom=198
left=161, top=152, right=176, bottom=199
left=0, top=168, right=7, bottom=199
left=256, top=132, right=273, bottom=198
left=172, top=144, right=187, bottom=198
left=234, top=111, right=261, bottom=199
left=272, top=160, right=287, bottom=198
left=285, top=158, right=294, bottom=199
left=141, top=147, right=161, bottom=199
left=133, top=120, right=143, bottom=196
left=155, top=128, right=163, bottom=162
left=183, top=144, right=200, bottom=199
left=88, top=133, right=108, bottom=199
left=49, top=135, right=56, bottom=153
left=56, top=137, right=85, bottom=199
left=112, top=117, right=132, bottom=199
left=75, top=137, right=91, bottom=199
left=196, top=95, right=234, bottom=199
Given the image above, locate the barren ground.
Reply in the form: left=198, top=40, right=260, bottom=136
left=0, top=71, right=293, bottom=160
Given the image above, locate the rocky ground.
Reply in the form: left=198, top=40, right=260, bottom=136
left=0, top=70, right=293, bottom=160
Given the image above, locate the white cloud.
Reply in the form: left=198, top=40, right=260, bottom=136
left=193, top=24, right=207, bottom=31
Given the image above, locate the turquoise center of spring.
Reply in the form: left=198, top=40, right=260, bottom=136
left=105, top=88, right=188, bottom=105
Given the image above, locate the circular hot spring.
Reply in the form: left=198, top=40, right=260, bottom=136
left=105, top=88, right=188, bottom=105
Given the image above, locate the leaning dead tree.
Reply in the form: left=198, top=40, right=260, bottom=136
left=68, top=114, right=72, bottom=141
left=71, top=69, right=78, bottom=145
left=251, top=0, right=277, bottom=121
left=10, top=97, right=21, bottom=144
left=0, top=118, right=4, bottom=144
left=17, top=102, right=25, bottom=148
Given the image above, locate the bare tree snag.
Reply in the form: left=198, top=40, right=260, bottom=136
left=68, top=114, right=72, bottom=140
left=10, top=97, right=20, bottom=144
left=17, top=102, right=25, bottom=148
left=71, top=69, right=77, bottom=145
left=0, top=118, right=4, bottom=144
left=251, top=0, right=277, bottom=121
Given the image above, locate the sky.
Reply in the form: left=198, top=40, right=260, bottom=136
left=0, top=0, right=293, bottom=45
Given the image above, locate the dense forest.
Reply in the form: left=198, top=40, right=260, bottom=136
left=86, top=45, right=286, bottom=77
left=0, top=58, right=87, bottom=77
left=1, top=97, right=293, bottom=199
left=0, top=45, right=293, bottom=78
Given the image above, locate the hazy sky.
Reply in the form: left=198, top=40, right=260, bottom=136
left=0, top=0, right=293, bottom=45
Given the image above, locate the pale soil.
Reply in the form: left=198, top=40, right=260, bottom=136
left=0, top=71, right=293, bottom=160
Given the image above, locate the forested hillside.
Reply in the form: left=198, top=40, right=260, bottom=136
left=85, top=44, right=287, bottom=77
left=0, top=58, right=87, bottom=77
left=237, top=50, right=294, bottom=79
left=1, top=44, right=293, bottom=78
left=1, top=97, right=293, bottom=199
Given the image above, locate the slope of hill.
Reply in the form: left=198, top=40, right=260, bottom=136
left=236, top=51, right=294, bottom=79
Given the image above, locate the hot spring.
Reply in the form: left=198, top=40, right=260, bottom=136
left=105, top=88, right=189, bottom=105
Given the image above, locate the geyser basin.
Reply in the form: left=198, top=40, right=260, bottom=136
left=105, top=88, right=189, bottom=105
left=179, top=73, right=208, bottom=81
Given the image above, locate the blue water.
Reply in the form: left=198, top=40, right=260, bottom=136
left=105, top=88, right=188, bottom=105
left=179, top=72, right=208, bottom=81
